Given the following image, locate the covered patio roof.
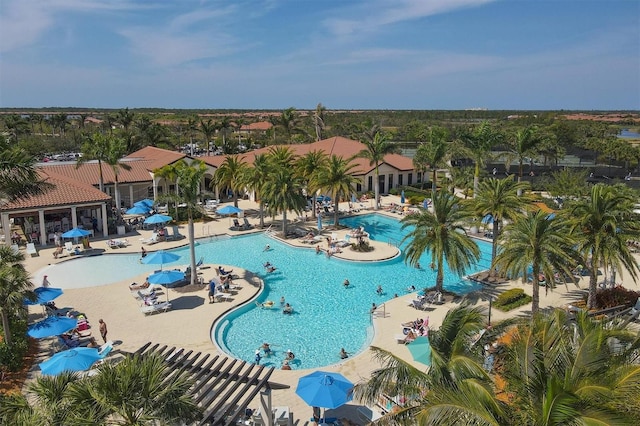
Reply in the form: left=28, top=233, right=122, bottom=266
left=131, top=342, right=290, bottom=426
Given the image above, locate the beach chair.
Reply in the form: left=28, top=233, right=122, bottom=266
left=232, top=219, right=242, bottom=231
left=243, top=217, right=254, bottom=230
left=10, top=244, right=20, bottom=254
left=141, top=233, right=159, bottom=245
left=26, top=242, right=38, bottom=257
left=98, top=340, right=114, bottom=358
left=140, top=301, right=171, bottom=315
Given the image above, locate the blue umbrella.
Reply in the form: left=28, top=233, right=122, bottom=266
left=316, top=195, right=331, bottom=203
left=134, top=199, right=154, bottom=208
left=216, top=205, right=243, bottom=215
left=25, top=287, right=63, bottom=305
left=144, top=214, right=172, bottom=224
left=481, top=214, right=494, bottom=225
left=546, top=213, right=556, bottom=220
left=126, top=205, right=151, bottom=215
left=317, top=214, right=323, bottom=231
left=61, top=228, right=91, bottom=238
left=400, top=190, right=405, bottom=204
left=147, top=270, right=185, bottom=286
left=296, top=371, right=354, bottom=410
left=141, top=250, right=180, bottom=270
left=408, top=336, right=432, bottom=366
left=39, top=347, right=102, bottom=375
left=27, top=316, right=77, bottom=339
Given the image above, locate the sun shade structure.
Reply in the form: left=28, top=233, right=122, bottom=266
left=61, top=227, right=92, bottom=238
left=296, top=371, right=354, bottom=409
left=141, top=250, right=180, bottom=270
left=25, top=287, right=63, bottom=305
left=27, top=316, right=77, bottom=339
left=216, top=205, right=243, bottom=215
left=408, top=336, right=432, bottom=366
left=39, top=347, right=102, bottom=375
left=144, top=214, right=173, bottom=224
left=129, top=342, right=289, bottom=425
left=126, top=205, right=151, bottom=215
left=134, top=198, right=155, bottom=208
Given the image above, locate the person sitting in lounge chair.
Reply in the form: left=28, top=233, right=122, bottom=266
left=130, top=281, right=150, bottom=290
left=403, top=330, right=417, bottom=344
left=218, top=266, right=233, bottom=276
left=53, top=246, right=64, bottom=258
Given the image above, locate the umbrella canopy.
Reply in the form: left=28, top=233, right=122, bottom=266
left=61, top=228, right=91, bottom=238
left=147, top=270, right=185, bottom=286
left=141, top=250, right=180, bottom=268
left=25, top=287, right=63, bottom=305
left=400, top=190, right=405, bottom=204
left=144, top=214, right=173, bottom=224
left=408, top=336, right=432, bottom=366
left=39, top=347, right=102, bottom=375
left=27, top=316, right=77, bottom=339
left=126, top=205, right=151, bottom=215
left=481, top=214, right=494, bottom=225
left=216, top=205, right=243, bottom=216
left=296, top=371, right=354, bottom=409
left=316, top=195, right=331, bottom=203
left=134, top=198, right=154, bottom=208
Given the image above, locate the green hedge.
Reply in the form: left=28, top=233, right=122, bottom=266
left=494, top=288, right=532, bottom=312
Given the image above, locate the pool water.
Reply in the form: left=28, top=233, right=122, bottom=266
left=38, top=214, right=491, bottom=369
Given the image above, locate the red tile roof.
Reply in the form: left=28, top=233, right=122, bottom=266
left=199, top=136, right=414, bottom=175
left=3, top=169, right=112, bottom=211
left=240, top=121, right=273, bottom=131
left=126, top=146, right=187, bottom=171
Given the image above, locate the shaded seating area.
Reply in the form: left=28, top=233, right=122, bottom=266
left=129, top=342, right=290, bottom=425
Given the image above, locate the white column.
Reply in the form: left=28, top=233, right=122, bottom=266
left=71, top=206, right=78, bottom=229
left=38, top=210, right=46, bottom=245
left=152, top=177, right=158, bottom=201
left=101, top=204, right=108, bottom=237
left=1, top=212, right=10, bottom=245
left=129, top=185, right=134, bottom=207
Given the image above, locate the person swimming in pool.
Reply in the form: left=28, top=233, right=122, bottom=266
left=261, top=342, right=272, bottom=357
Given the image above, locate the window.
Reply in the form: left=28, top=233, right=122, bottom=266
left=398, top=174, right=403, bottom=186
left=417, top=172, right=422, bottom=183
left=367, top=176, right=373, bottom=192
left=356, top=183, right=362, bottom=192
left=408, top=173, right=413, bottom=185
left=388, top=174, right=393, bottom=191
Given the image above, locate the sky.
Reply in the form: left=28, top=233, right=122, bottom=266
left=1, top=0, right=639, bottom=110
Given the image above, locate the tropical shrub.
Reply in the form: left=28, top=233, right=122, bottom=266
left=592, top=286, right=640, bottom=309
left=494, top=288, right=532, bottom=311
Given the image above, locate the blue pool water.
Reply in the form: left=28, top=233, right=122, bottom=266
left=39, top=214, right=491, bottom=369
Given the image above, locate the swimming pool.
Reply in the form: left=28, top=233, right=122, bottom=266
left=38, top=214, right=491, bottom=369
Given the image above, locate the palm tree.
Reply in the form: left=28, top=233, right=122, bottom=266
left=104, top=134, right=132, bottom=217
left=76, top=132, right=111, bottom=192
left=353, top=306, right=506, bottom=425
left=199, top=118, right=217, bottom=154
left=153, top=163, right=180, bottom=218
left=357, top=131, right=400, bottom=210
left=262, top=150, right=307, bottom=236
left=459, top=121, right=501, bottom=196
left=498, top=310, right=640, bottom=424
left=171, top=160, right=207, bottom=286
left=0, top=246, right=35, bottom=346
left=314, top=155, right=358, bottom=228
left=313, top=103, right=326, bottom=141
left=413, top=126, right=450, bottom=198
left=506, top=126, right=540, bottom=181
left=493, top=211, right=580, bottom=314
left=469, top=176, right=531, bottom=266
left=218, top=117, right=233, bottom=153
left=0, top=135, right=53, bottom=205
left=570, top=184, right=640, bottom=309
left=241, top=154, right=270, bottom=228
left=401, top=192, right=480, bottom=293
left=212, top=155, right=249, bottom=208
left=116, top=107, right=135, bottom=131
left=295, top=150, right=329, bottom=219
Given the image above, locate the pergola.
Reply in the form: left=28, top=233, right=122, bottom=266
left=130, top=342, right=290, bottom=426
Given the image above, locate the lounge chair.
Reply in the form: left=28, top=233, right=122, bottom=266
left=242, top=217, right=254, bottom=230
left=26, top=242, right=38, bottom=257
left=141, top=233, right=159, bottom=245
left=98, top=340, right=114, bottom=358
left=409, top=299, right=427, bottom=310
left=231, top=219, right=242, bottom=231
left=64, top=241, right=74, bottom=254
left=140, top=301, right=171, bottom=315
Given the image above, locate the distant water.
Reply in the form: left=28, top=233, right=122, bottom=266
left=618, top=129, right=640, bottom=139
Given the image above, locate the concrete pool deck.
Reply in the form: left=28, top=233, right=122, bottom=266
left=19, top=196, right=595, bottom=424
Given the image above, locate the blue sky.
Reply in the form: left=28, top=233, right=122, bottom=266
left=1, top=0, right=638, bottom=110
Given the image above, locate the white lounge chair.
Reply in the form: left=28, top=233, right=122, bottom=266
left=140, top=301, right=171, bottom=315
left=141, top=233, right=159, bottom=245
left=26, top=243, right=38, bottom=257
left=98, top=340, right=114, bottom=358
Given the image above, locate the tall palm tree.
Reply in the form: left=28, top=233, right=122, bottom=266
left=211, top=155, right=249, bottom=208
left=153, top=163, right=180, bottom=218
left=295, top=150, right=329, bottom=219
left=357, top=131, right=400, bottom=210
left=493, top=211, right=580, bottom=314
left=459, top=121, right=501, bottom=196
left=353, top=306, right=506, bottom=425
left=469, top=176, right=531, bottom=266
left=570, top=184, right=640, bottom=309
left=76, top=132, right=111, bottom=192
left=199, top=118, right=217, bottom=155
left=170, top=160, right=207, bottom=286
left=241, top=154, right=270, bottom=228
left=413, top=126, right=450, bottom=198
left=313, top=102, right=326, bottom=141
left=218, top=117, right=233, bottom=153
left=0, top=246, right=35, bottom=346
left=401, top=192, right=480, bottom=293
left=104, top=134, right=132, bottom=216
left=116, top=107, right=135, bottom=131
left=262, top=152, right=307, bottom=236
left=0, top=135, right=53, bottom=205
left=498, top=310, right=640, bottom=424
left=506, top=126, right=540, bottom=181
left=314, top=155, right=358, bottom=228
